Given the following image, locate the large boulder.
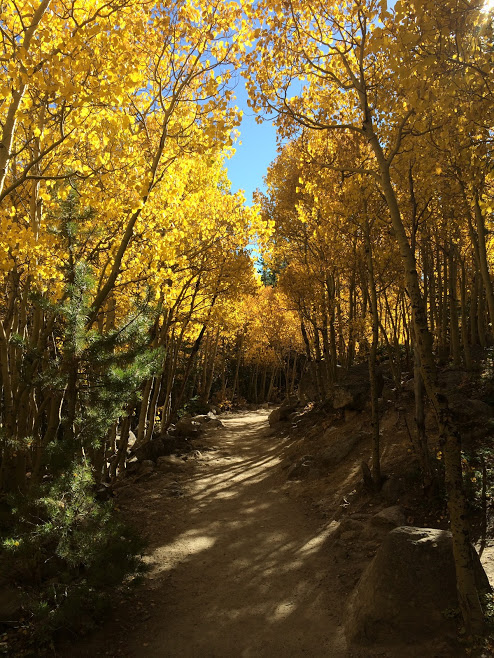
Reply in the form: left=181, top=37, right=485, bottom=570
left=133, top=434, right=188, bottom=461
left=174, top=416, right=203, bottom=438
left=268, top=396, right=299, bottom=426
left=346, top=526, right=490, bottom=646
left=191, top=414, right=224, bottom=429
left=330, top=362, right=384, bottom=411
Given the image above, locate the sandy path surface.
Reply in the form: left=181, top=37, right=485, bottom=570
left=69, top=410, right=349, bottom=657
left=131, top=410, right=345, bottom=657
left=64, top=409, right=479, bottom=658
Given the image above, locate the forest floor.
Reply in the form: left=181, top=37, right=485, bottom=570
left=63, top=408, right=488, bottom=658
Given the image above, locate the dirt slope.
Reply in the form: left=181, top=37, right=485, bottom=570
left=65, top=410, right=464, bottom=658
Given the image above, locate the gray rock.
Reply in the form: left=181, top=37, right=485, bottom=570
left=332, top=387, right=354, bottom=409
left=346, top=526, right=490, bottom=645
left=190, top=414, right=223, bottom=429
left=175, top=417, right=203, bottom=438
left=269, top=397, right=299, bottom=426
left=190, top=415, right=223, bottom=429
left=116, top=428, right=137, bottom=449
left=191, top=414, right=213, bottom=424
left=370, top=505, right=406, bottom=528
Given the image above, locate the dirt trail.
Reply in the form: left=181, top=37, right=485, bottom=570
left=70, top=410, right=352, bottom=657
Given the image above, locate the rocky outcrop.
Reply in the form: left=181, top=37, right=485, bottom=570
left=360, top=506, right=407, bottom=541
left=346, top=526, right=490, bottom=646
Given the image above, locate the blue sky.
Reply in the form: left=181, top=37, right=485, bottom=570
left=225, top=78, right=279, bottom=204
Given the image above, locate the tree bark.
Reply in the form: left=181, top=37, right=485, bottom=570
left=460, top=260, right=473, bottom=370
left=365, top=122, right=484, bottom=634
left=473, top=193, right=494, bottom=335
left=449, top=248, right=461, bottom=367
left=364, top=217, right=381, bottom=488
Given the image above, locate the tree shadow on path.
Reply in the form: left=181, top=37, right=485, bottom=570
left=128, top=411, right=347, bottom=658
left=67, top=411, right=353, bottom=658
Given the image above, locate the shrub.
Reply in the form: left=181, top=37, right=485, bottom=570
left=1, top=461, right=144, bottom=650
